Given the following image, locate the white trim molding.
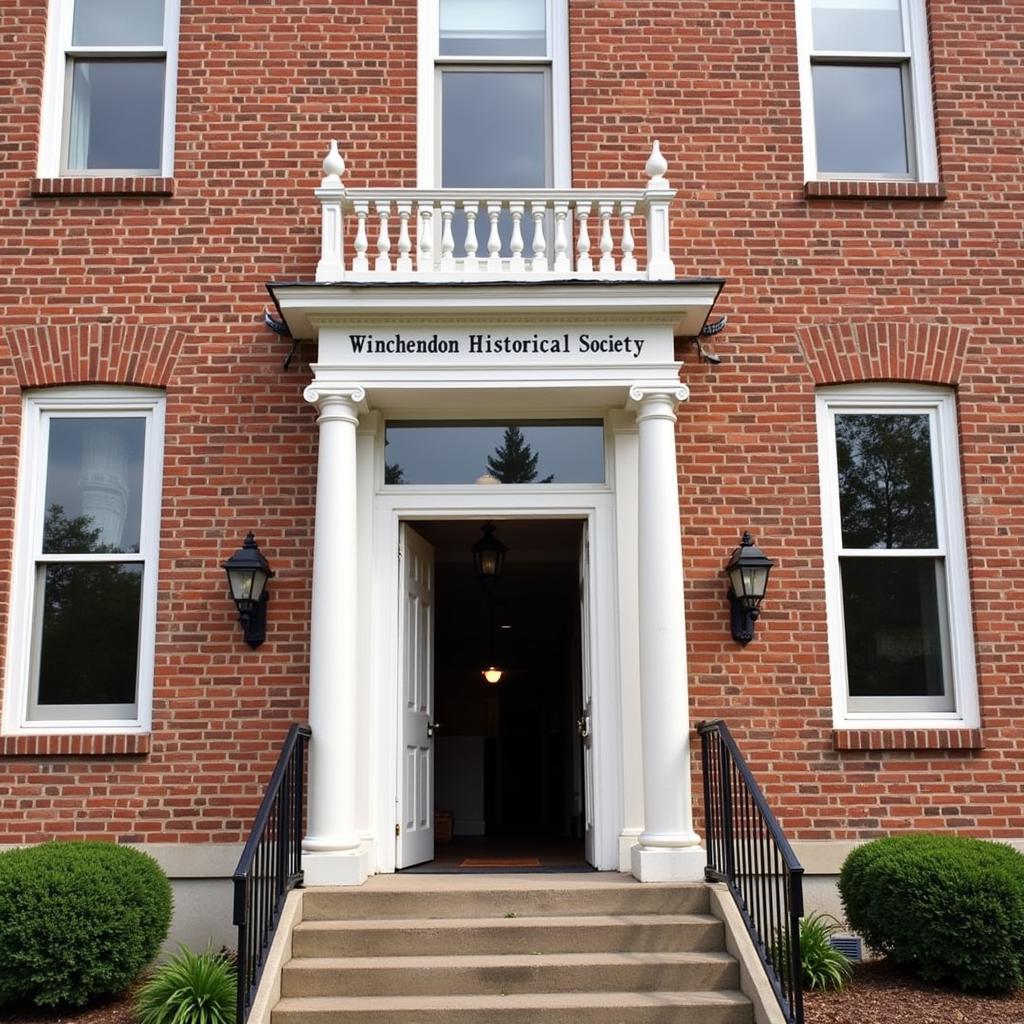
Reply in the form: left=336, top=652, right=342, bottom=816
left=816, top=384, right=979, bottom=731
left=3, top=387, right=165, bottom=736
left=794, top=0, right=938, bottom=183
left=37, top=0, right=180, bottom=177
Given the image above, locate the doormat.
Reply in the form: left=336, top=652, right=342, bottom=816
left=460, top=857, right=542, bottom=868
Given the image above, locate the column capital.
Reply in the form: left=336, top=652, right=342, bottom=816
left=303, top=385, right=367, bottom=423
left=628, top=384, right=689, bottom=421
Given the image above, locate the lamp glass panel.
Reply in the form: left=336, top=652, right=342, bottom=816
left=728, top=566, right=747, bottom=598
left=249, top=569, right=268, bottom=602
left=228, top=567, right=255, bottom=601
left=743, top=565, right=770, bottom=600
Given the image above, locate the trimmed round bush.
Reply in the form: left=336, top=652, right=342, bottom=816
left=840, top=833, right=1024, bottom=991
left=0, top=841, right=172, bottom=1009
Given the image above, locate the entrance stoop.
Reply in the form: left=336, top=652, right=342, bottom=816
left=269, top=874, right=753, bottom=1023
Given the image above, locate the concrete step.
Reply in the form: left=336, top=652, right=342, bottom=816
left=272, top=990, right=753, bottom=1024
left=281, top=950, right=739, bottom=997
left=292, top=912, right=725, bottom=957
left=302, top=881, right=709, bottom=922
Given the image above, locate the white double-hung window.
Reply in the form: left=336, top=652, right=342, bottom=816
left=38, top=0, right=180, bottom=176
left=418, top=0, right=570, bottom=198
left=816, top=386, right=978, bottom=728
left=795, top=0, right=938, bottom=181
left=4, top=389, right=165, bottom=734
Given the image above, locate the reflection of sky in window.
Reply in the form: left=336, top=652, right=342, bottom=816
left=813, top=64, right=908, bottom=174
left=385, top=423, right=604, bottom=484
left=440, top=0, right=546, bottom=55
left=44, top=418, right=145, bottom=552
left=811, top=0, right=903, bottom=51
left=442, top=72, right=547, bottom=187
left=73, top=0, right=165, bottom=46
left=69, top=61, right=164, bottom=171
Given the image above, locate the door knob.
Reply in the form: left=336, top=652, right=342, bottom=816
left=427, top=722, right=441, bottom=738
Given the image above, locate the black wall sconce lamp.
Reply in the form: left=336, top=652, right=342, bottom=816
left=725, top=532, right=774, bottom=645
left=223, top=532, right=274, bottom=648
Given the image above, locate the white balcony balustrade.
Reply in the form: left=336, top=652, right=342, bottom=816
left=315, top=141, right=676, bottom=283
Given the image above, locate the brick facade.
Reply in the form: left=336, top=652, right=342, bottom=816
left=1, top=1, right=1022, bottom=849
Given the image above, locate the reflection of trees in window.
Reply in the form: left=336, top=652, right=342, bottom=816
left=385, top=463, right=405, bottom=485
left=836, top=414, right=937, bottom=549
left=487, top=425, right=554, bottom=483
left=36, top=504, right=141, bottom=706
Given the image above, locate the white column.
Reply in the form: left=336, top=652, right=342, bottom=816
left=629, top=385, right=706, bottom=882
left=300, top=385, right=370, bottom=886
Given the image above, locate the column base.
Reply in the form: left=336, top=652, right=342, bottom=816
left=631, top=843, right=707, bottom=882
left=302, top=846, right=371, bottom=886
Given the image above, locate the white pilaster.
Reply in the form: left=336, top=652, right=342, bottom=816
left=628, top=385, right=706, bottom=882
left=301, top=385, right=370, bottom=885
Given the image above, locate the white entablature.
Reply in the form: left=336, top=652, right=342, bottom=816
left=314, top=140, right=678, bottom=283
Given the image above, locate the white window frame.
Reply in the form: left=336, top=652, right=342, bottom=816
left=3, top=388, right=165, bottom=735
left=795, top=0, right=938, bottom=182
left=37, top=0, right=180, bottom=177
left=417, top=0, right=570, bottom=188
left=816, top=385, right=978, bottom=729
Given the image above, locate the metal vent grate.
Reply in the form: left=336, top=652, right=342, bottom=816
left=829, top=936, right=863, bottom=961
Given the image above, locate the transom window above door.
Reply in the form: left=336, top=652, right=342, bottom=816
left=383, top=421, right=604, bottom=485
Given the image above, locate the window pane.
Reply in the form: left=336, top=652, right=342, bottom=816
left=384, top=422, right=604, bottom=484
left=442, top=71, right=547, bottom=188
left=35, top=563, right=142, bottom=707
left=835, top=412, right=937, bottom=549
left=67, top=60, right=164, bottom=171
left=43, top=417, right=146, bottom=554
left=811, top=0, right=904, bottom=52
left=440, top=0, right=546, bottom=56
left=841, top=557, right=949, bottom=703
left=813, top=63, right=909, bottom=175
left=72, top=0, right=165, bottom=46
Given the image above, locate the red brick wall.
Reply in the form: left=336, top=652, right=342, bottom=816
left=1, top=0, right=1022, bottom=845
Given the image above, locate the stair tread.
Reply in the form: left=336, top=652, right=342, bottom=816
left=274, top=990, right=751, bottom=1010
left=285, top=951, right=735, bottom=971
left=294, top=912, right=720, bottom=932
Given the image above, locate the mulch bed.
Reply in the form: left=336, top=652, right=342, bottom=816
left=0, top=989, right=138, bottom=1024
left=805, top=960, right=1024, bottom=1024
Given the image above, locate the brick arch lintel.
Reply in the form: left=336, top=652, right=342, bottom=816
left=3, top=323, right=189, bottom=390
left=796, top=321, right=969, bottom=387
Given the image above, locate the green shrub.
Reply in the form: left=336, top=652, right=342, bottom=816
left=840, top=833, right=1024, bottom=991
left=0, top=841, right=172, bottom=1008
left=136, top=946, right=236, bottom=1024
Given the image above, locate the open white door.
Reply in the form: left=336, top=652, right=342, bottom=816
left=578, top=523, right=596, bottom=866
left=397, top=524, right=436, bottom=869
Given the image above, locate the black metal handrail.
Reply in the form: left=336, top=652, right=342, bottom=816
left=232, top=723, right=311, bottom=1024
left=698, top=719, right=805, bottom=1024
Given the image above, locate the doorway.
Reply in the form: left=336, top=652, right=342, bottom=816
left=397, top=518, right=591, bottom=871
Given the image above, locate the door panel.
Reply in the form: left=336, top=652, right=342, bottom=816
left=397, top=524, right=436, bottom=868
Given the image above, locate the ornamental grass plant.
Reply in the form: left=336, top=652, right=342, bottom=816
left=136, top=945, right=236, bottom=1024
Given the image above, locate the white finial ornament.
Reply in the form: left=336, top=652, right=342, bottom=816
left=322, top=140, right=346, bottom=186
left=645, top=140, right=669, bottom=190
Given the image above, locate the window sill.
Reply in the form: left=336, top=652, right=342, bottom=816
left=0, top=733, right=151, bottom=757
left=30, top=177, right=175, bottom=198
left=805, top=180, right=947, bottom=201
left=832, top=728, right=982, bottom=752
